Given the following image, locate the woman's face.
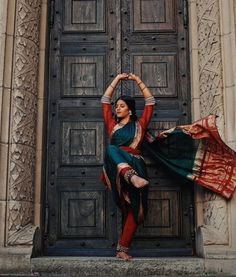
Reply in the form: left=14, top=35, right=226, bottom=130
left=115, top=100, right=130, bottom=119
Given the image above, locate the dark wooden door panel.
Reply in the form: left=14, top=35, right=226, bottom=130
left=132, top=53, right=177, bottom=97
left=62, top=55, right=105, bottom=97
left=61, top=121, right=104, bottom=165
left=138, top=188, right=180, bottom=237
left=60, top=190, right=105, bottom=237
left=64, top=0, right=105, bottom=32
left=133, top=0, right=175, bottom=32
left=45, top=0, right=194, bottom=256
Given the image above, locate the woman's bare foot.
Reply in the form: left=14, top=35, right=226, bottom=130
left=116, top=251, right=132, bottom=261
left=130, top=174, right=149, bottom=188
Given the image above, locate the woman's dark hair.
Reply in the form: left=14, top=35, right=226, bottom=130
left=115, top=95, right=137, bottom=122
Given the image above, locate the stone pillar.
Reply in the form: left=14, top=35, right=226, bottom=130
left=6, top=0, right=41, bottom=246
left=0, top=0, right=44, bottom=273
left=220, top=0, right=236, bottom=152
left=0, top=0, right=10, bottom=249
left=219, top=0, right=236, bottom=255
left=189, top=0, right=236, bottom=258
left=0, top=0, right=41, bottom=273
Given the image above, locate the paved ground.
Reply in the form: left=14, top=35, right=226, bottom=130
left=0, top=273, right=235, bottom=277
left=1, top=256, right=236, bottom=277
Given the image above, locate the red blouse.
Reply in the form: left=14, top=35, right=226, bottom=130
left=101, top=96, right=156, bottom=152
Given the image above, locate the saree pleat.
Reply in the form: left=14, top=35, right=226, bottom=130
left=103, top=122, right=148, bottom=223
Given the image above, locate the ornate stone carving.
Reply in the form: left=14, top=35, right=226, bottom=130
left=8, top=223, right=37, bottom=246
left=11, top=89, right=37, bottom=146
left=9, top=144, right=35, bottom=202
left=197, top=0, right=228, bottom=245
left=201, top=197, right=228, bottom=245
left=6, top=0, right=41, bottom=244
left=197, top=0, right=224, bottom=129
left=8, top=202, right=34, bottom=238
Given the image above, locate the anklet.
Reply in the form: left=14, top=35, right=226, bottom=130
left=116, top=242, right=129, bottom=253
left=124, top=169, right=138, bottom=184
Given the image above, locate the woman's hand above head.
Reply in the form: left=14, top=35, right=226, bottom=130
left=115, top=73, right=129, bottom=81
left=128, top=72, right=153, bottom=99
left=103, top=73, right=129, bottom=98
left=127, top=73, right=140, bottom=82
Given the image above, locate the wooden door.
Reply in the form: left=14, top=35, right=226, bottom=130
left=44, top=0, right=194, bottom=256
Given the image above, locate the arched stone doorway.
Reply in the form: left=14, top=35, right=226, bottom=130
left=0, top=0, right=236, bottom=271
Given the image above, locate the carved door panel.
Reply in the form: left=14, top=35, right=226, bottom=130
left=45, top=0, right=194, bottom=256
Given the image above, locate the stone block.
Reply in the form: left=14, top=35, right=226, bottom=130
left=3, top=33, right=14, bottom=88
left=224, top=86, right=236, bottom=143
left=0, top=247, right=32, bottom=274
left=0, top=142, right=8, bottom=201
left=5, top=0, right=16, bottom=36
left=188, top=0, right=198, bottom=51
left=222, top=34, right=236, bottom=88
left=0, top=201, right=6, bottom=246
left=31, top=257, right=206, bottom=277
left=205, top=257, right=236, bottom=275
left=0, top=33, right=6, bottom=88
left=219, top=0, right=233, bottom=36
left=38, top=52, right=46, bottom=100
left=0, top=87, right=11, bottom=144
left=0, top=0, right=8, bottom=35
left=39, top=2, right=48, bottom=51
left=34, top=203, right=41, bottom=227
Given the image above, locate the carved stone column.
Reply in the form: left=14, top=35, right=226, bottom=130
left=6, top=0, right=41, bottom=246
left=189, top=0, right=229, bottom=257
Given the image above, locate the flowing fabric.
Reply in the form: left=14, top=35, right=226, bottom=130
left=143, top=115, right=236, bottom=199
left=101, top=93, right=236, bottom=227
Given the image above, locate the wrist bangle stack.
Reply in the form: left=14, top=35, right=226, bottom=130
left=101, top=95, right=111, bottom=104
left=141, top=86, right=147, bottom=91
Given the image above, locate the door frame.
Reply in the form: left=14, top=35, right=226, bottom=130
left=39, top=0, right=198, bottom=256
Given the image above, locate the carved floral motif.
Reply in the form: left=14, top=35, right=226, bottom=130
left=9, top=144, right=35, bottom=202
left=7, top=0, right=41, bottom=244
left=197, top=0, right=224, bottom=127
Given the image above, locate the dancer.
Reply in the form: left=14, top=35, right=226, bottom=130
left=101, top=73, right=155, bottom=261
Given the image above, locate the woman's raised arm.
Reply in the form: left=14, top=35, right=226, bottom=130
left=101, top=73, right=129, bottom=135
left=128, top=73, right=156, bottom=129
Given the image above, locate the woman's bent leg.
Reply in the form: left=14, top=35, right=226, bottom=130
left=120, top=167, right=149, bottom=189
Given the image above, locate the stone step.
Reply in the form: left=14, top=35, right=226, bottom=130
left=31, top=257, right=234, bottom=277
left=0, top=275, right=35, bottom=277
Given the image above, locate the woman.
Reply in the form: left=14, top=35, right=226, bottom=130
left=101, top=73, right=155, bottom=261
left=101, top=73, right=236, bottom=261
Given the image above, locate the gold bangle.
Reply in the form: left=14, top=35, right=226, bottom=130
left=137, top=81, right=143, bottom=85
left=141, top=86, right=147, bottom=91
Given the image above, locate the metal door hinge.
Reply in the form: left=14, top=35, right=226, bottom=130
left=44, top=204, right=49, bottom=235
left=49, top=0, right=55, bottom=29
left=183, top=0, right=189, bottom=29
